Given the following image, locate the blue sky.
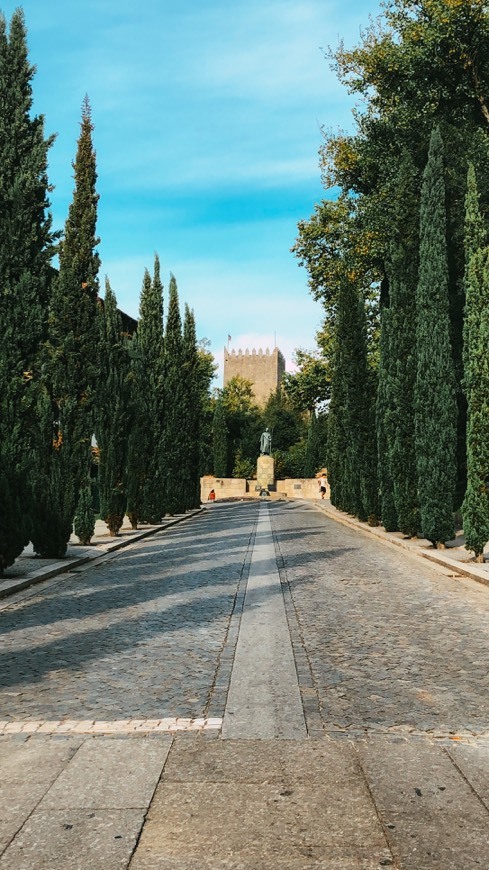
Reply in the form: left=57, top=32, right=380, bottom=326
left=4, top=0, right=382, bottom=381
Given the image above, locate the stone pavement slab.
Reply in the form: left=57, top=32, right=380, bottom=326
left=0, top=738, right=82, bottom=853
left=222, top=505, right=306, bottom=739
left=39, top=736, right=172, bottom=809
left=377, top=812, right=489, bottom=870
left=0, top=735, right=172, bottom=869
left=446, top=742, right=489, bottom=806
left=131, top=781, right=388, bottom=866
left=129, top=735, right=391, bottom=868
left=356, top=736, right=489, bottom=868
left=356, top=736, right=480, bottom=814
left=0, top=808, right=145, bottom=870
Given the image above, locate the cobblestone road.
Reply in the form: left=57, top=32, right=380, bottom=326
left=3, top=499, right=489, bottom=734
left=3, top=500, right=489, bottom=869
left=270, top=501, right=489, bottom=737
left=0, top=504, right=257, bottom=723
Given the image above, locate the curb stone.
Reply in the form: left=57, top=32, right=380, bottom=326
left=312, top=499, right=489, bottom=589
left=0, top=508, right=204, bottom=600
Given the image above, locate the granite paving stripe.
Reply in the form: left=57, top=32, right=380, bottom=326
left=222, top=504, right=306, bottom=739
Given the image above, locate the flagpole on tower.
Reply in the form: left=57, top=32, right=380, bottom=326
left=227, top=334, right=231, bottom=350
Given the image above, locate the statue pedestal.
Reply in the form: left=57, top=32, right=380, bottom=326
left=257, top=455, right=274, bottom=490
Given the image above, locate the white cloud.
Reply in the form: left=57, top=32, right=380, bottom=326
left=192, top=3, right=336, bottom=103
left=100, top=248, right=323, bottom=385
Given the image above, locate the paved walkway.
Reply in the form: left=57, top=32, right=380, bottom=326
left=2, top=501, right=489, bottom=868
left=222, top=505, right=306, bottom=739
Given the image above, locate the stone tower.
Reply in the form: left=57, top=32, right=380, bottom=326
left=223, top=347, right=286, bottom=406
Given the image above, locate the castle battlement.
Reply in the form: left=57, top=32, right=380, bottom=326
left=228, top=347, right=273, bottom=357
left=223, top=346, right=285, bottom=406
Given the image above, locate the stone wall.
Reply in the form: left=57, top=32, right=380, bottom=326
left=200, top=475, right=330, bottom=502
left=276, top=479, right=330, bottom=500
left=223, top=347, right=286, bottom=406
left=201, top=476, right=248, bottom=502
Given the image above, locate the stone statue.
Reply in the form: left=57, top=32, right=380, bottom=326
left=260, top=427, right=272, bottom=456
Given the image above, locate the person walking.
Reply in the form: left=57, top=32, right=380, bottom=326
left=318, top=474, right=327, bottom=499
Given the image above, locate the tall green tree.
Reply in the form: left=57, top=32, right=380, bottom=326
left=282, top=347, right=330, bottom=413
left=328, top=279, right=378, bottom=521
left=142, top=256, right=165, bottom=520
left=304, top=411, right=326, bottom=479
left=74, top=480, right=95, bottom=545
left=463, top=164, right=487, bottom=391
left=385, top=154, right=420, bottom=537
left=376, top=300, right=398, bottom=532
left=212, top=400, right=228, bottom=478
left=163, top=275, right=186, bottom=514
left=196, top=339, right=218, bottom=477
left=220, top=375, right=262, bottom=474
left=333, top=3, right=489, bottom=496
left=414, top=127, right=457, bottom=547
left=182, top=305, right=201, bottom=510
left=31, top=96, right=101, bottom=557
left=125, top=338, right=147, bottom=528
left=96, top=278, right=131, bottom=536
left=0, top=10, right=56, bottom=573
left=462, top=167, right=489, bottom=559
left=126, top=260, right=165, bottom=524
left=462, top=246, right=489, bottom=559
left=262, top=388, right=305, bottom=451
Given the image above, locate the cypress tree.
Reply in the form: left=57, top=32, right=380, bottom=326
left=361, top=369, right=381, bottom=526
left=125, top=340, right=147, bottom=529
left=386, top=155, right=421, bottom=537
left=145, top=255, right=165, bottom=520
left=376, top=302, right=398, bottom=532
left=414, top=127, right=457, bottom=547
left=329, top=279, right=377, bottom=521
left=196, top=341, right=218, bottom=479
left=96, top=278, right=130, bottom=536
left=182, top=305, right=201, bottom=509
left=462, top=164, right=486, bottom=395
left=74, top=480, right=95, bottom=545
left=126, top=261, right=165, bottom=524
left=0, top=11, right=56, bottom=573
left=213, top=401, right=228, bottom=478
left=462, top=166, right=489, bottom=560
left=326, top=360, right=348, bottom=512
left=163, top=275, right=186, bottom=514
left=31, top=96, right=101, bottom=557
left=304, top=412, right=323, bottom=479
left=462, top=246, right=489, bottom=559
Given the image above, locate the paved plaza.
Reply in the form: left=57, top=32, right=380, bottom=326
left=2, top=501, right=489, bottom=868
